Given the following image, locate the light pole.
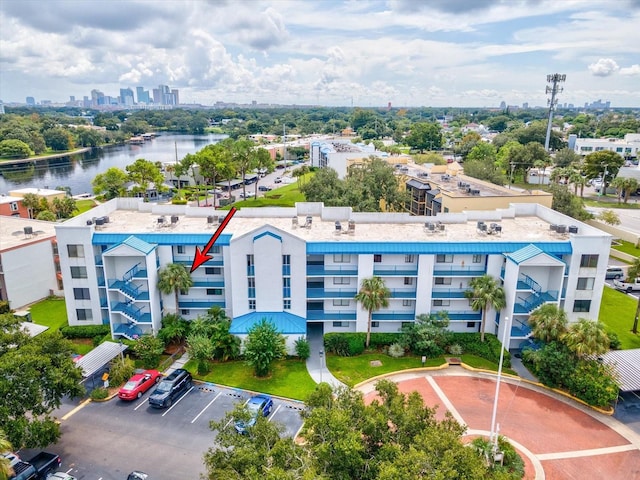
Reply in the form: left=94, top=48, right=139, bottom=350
left=600, top=164, right=608, bottom=197
left=489, top=316, right=512, bottom=456
left=319, top=349, right=324, bottom=384
left=544, top=73, right=566, bottom=152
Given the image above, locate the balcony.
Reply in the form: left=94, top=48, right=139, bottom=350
left=111, top=302, right=152, bottom=324
left=282, top=265, right=291, bottom=276
left=514, top=290, right=559, bottom=313
left=113, top=323, right=143, bottom=340
left=431, top=288, right=468, bottom=298
left=373, top=266, right=418, bottom=276
left=178, top=300, right=225, bottom=309
left=307, top=288, right=357, bottom=298
left=433, top=266, right=486, bottom=276
left=192, top=280, right=225, bottom=288
left=307, top=265, right=358, bottom=276
left=445, top=311, right=482, bottom=321
left=372, top=311, right=415, bottom=321
left=174, top=256, right=223, bottom=267
left=389, top=289, right=417, bottom=298
left=306, top=310, right=357, bottom=320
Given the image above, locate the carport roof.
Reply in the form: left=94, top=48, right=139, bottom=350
left=599, top=348, right=640, bottom=392
left=75, top=341, right=128, bottom=379
left=230, top=312, right=307, bottom=335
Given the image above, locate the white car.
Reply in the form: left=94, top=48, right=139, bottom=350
left=274, top=177, right=283, bottom=183
left=47, top=473, right=78, bottom=480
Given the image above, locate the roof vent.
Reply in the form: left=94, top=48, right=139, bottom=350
left=292, top=216, right=298, bottom=229
left=171, top=215, right=179, bottom=224
left=348, top=220, right=355, bottom=235
left=335, top=221, right=342, bottom=234
left=568, top=225, right=578, bottom=234
left=24, top=226, right=33, bottom=235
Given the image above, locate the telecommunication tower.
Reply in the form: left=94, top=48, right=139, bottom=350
left=544, top=73, right=566, bottom=151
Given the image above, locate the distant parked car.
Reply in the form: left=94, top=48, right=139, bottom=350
left=605, top=266, right=624, bottom=280
left=127, top=472, right=149, bottom=480
left=234, top=394, right=274, bottom=434
left=118, top=369, right=161, bottom=401
left=48, top=473, right=78, bottom=480
left=258, top=185, right=272, bottom=192
left=274, top=177, right=283, bottom=183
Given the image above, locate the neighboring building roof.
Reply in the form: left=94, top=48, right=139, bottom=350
left=21, top=322, right=49, bottom=337
left=599, top=349, right=640, bottom=392
left=0, top=216, right=57, bottom=251
left=230, top=311, right=307, bottom=335
left=75, top=341, right=128, bottom=379
left=9, top=187, right=65, bottom=198
left=406, top=179, right=431, bottom=190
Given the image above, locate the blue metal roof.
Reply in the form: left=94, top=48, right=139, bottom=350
left=121, top=235, right=156, bottom=254
left=93, top=233, right=232, bottom=246
left=230, top=312, right=307, bottom=335
left=306, top=241, right=572, bottom=256
left=506, top=244, right=545, bottom=265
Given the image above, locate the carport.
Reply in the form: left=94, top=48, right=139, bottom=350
left=599, top=348, right=640, bottom=408
left=75, top=341, right=128, bottom=387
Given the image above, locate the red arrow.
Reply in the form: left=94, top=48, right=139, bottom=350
left=190, top=207, right=237, bottom=273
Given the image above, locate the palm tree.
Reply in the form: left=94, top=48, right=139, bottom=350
left=622, top=177, right=639, bottom=204
left=562, top=319, right=610, bottom=357
left=465, top=274, right=506, bottom=342
left=231, top=138, right=256, bottom=200
left=0, top=428, right=13, bottom=479
left=610, top=177, right=626, bottom=204
left=157, top=263, right=194, bottom=315
left=528, top=304, right=568, bottom=343
left=355, top=276, right=390, bottom=349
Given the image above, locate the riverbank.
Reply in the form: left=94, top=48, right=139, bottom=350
left=0, top=147, right=92, bottom=165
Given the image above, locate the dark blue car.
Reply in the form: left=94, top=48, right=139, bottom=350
left=234, top=394, right=274, bottom=433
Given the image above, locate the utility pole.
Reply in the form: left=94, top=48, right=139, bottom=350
left=283, top=123, right=287, bottom=171
left=544, top=73, right=566, bottom=152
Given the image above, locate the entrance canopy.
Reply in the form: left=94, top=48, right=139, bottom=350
left=599, top=349, right=640, bottom=392
left=76, top=341, right=128, bottom=379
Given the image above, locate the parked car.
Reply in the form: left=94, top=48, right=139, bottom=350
left=127, top=473, right=148, bottom=480
left=118, top=369, right=162, bottom=401
left=258, top=185, right=272, bottom=192
left=274, top=177, right=283, bottom=183
left=235, top=394, right=274, bottom=434
left=605, top=266, right=624, bottom=280
left=48, top=473, right=78, bottom=480
left=148, top=368, right=192, bottom=408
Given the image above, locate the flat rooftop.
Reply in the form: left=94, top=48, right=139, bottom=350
left=0, top=216, right=57, bottom=251
left=78, top=205, right=593, bottom=244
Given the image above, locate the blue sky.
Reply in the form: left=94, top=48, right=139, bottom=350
left=1, top=0, right=638, bottom=107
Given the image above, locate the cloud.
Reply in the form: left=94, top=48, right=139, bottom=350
left=588, top=58, right=620, bottom=76
left=620, top=64, right=640, bottom=75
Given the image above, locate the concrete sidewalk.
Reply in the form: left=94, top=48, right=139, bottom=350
left=164, top=351, right=190, bottom=375
left=305, top=324, right=345, bottom=389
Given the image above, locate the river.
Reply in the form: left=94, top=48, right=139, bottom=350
left=0, top=133, right=227, bottom=196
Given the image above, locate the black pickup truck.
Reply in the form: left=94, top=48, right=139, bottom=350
left=8, top=451, right=61, bottom=480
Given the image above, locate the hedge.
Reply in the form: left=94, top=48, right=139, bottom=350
left=450, top=332, right=510, bottom=368
left=61, top=324, right=111, bottom=339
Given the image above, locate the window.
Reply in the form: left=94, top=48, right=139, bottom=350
left=76, top=309, right=92, bottom=321
left=205, top=267, right=222, bottom=275
left=576, top=277, right=595, bottom=290
left=433, top=299, right=450, bottom=306
left=73, top=288, right=90, bottom=300
left=332, top=321, right=348, bottom=327
left=374, top=254, right=382, bottom=263
left=402, top=299, right=414, bottom=307
left=333, top=254, right=350, bottom=263
left=467, top=321, right=476, bottom=328
left=435, top=277, right=452, bottom=285
left=283, top=277, right=291, bottom=298
left=211, top=246, right=221, bottom=254
left=580, top=254, right=599, bottom=268
left=472, top=255, right=483, bottom=263
left=333, top=299, right=350, bottom=306
left=405, top=254, right=415, bottom=263
left=206, top=288, right=223, bottom=295
left=181, top=309, right=190, bottom=316
left=333, top=277, right=350, bottom=285
left=283, top=299, right=291, bottom=310
left=249, top=300, right=256, bottom=310
left=371, top=321, right=380, bottom=328
left=9, top=202, right=18, bottom=212
left=70, top=266, right=87, bottom=279
left=573, top=300, right=591, bottom=312
left=283, top=255, right=291, bottom=265
left=436, top=254, right=453, bottom=263
left=67, top=245, right=84, bottom=258
left=177, top=245, right=185, bottom=254
left=404, top=277, right=414, bottom=285
left=248, top=278, right=255, bottom=288
left=247, top=254, right=254, bottom=266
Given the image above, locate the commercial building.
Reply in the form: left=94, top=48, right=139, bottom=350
left=54, top=199, right=610, bottom=351
left=0, top=217, right=61, bottom=309
left=568, top=133, right=640, bottom=159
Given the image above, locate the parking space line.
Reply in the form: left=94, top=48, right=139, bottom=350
left=162, top=386, right=194, bottom=417
left=268, top=404, right=282, bottom=421
left=134, top=398, right=147, bottom=411
left=191, top=391, right=222, bottom=423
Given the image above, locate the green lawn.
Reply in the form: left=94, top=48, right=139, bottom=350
left=611, top=239, right=640, bottom=258
left=185, top=358, right=317, bottom=401
left=583, top=198, right=640, bottom=209
left=599, top=286, right=640, bottom=349
left=326, top=353, right=445, bottom=387
left=29, top=297, right=68, bottom=330
left=219, top=173, right=313, bottom=209
left=460, top=354, right=517, bottom=376
left=74, top=199, right=97, bottom=215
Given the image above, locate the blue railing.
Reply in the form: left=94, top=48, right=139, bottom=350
left=112, top=302, right=150, bottom=324
left=389, top=289, right=417, bottom=298
left=192, top=280, right=225, bottom=288
left=307, top=288, right=357, bottom=298
left=247, top=266, right=255, bottom=276
left=95, top=255, right=103, bottom=266
left=446, top=311, right=482, bottom=321
left=432, top=288, right=468, bottom=298
left=519, top=273, right=541, bottom=293
left=283, top=287, right=291, bottom=298
left=248, top=287, right=255, bottom=298
left=123, top=263, right=141, bottom=282
left=113, top=323, right=143, bottom=340
left=175, top=256, right=223, bottom=266
left=372, top=311, right=415, bottom=321
left=433, top=267, right=486, bottom=276
left=306, top=265, right=358, bottom=276
left=178, top=301, right=225, bottom=309
left=306, top=310, right=357, bottom=320
left=373, top=266, right=418, bottom=276
left=511, top=320, right=532, bottom=338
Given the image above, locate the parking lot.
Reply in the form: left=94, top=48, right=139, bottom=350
left=37, top=382, right=306, bottom=479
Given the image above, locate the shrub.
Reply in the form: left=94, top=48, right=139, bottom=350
left=171, top=197, right=187, bottom=205
left=388, top=343, right=405, bottom=358
left=448, top=333, right=510, bottom=368
left=295, top=337, right=311, bottom=360
left=109, top=356, right=135, bottom=387
left=93, top=332, right=112, bottom=346
left=132, top=335, right=165, bottom=369
left=90, top=387, right=109, bottom=400
left=61, top=324, right=110, bottom=339
left=324, top=333, right=366, bottom=356
left=369, top=333, right=402, bottom=349
left=607, top=331, right=621, bottom=350
left=0, top=300, right=12, bottom=314
left=447, top=344, right=463, bottom=356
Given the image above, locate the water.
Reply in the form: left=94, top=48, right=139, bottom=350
left=0, top=133, right=227, bottom=196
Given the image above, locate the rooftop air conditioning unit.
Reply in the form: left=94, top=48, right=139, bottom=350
left=101, top=216, right=110, bottom=223
left=24, top=226, right=33, bottom=235
left=157, top=216, right=165, bottom=224
left=549, top=224, right=557, bottom=232
left=568, top=225, right=578, bottom=234
left=207, top=216, right=216, bottom=224
left=171, top=215, right=179, bottom=224
left=348, top=220, right=355, bottom=234
left=335, top=221, right=342, bottom=233
left=292, top=216, right=299, bottom=228
left=95, top=217, right=105, bottom=226
left=86, top=220, right=93, bottom=226
left=556, top=225, right=567, bottom=234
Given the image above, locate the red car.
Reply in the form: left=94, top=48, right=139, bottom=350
left=118, top=369, right=162, bottom=400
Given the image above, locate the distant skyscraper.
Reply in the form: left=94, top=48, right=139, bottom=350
left=26, top=96, right=35, bottom=105
left=522, top=102, right=528, bottom=109
left=136, top=86, right=150, bottom=104
left=91, top=89, right=104, bottom=107
left=120, top=88, right=134, bottom=106
left=171, top=89, right=179, bottom=105
left=499, top=100, right=506, bottom=109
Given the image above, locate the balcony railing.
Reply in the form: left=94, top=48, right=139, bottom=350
left=174, top=256, right=223, bottom=266
left=373, top=266, right=418, bottom=276
left=511, top=320, right=533, bottom=338
left=178, top=300, right=226, bottom=309
left=95, top=255, right=103, bottom=266
left=372, top=311, right=415, bottom=321
left=108, top=280, right=149, bottom=301
left=306, top=310, right=357, bottom=320
left=431, top=288, right=468, bottom=298
left=113, top=323, right=143, bottom=340
left=433, top=266, right=486, bottom=276
left=282, top=265, right=291, bottom=276
left=307, top=288, right=357, bottom=298
left=306, top=265, right=358, bottom=276
left=514, top=290, right=559, bottom=313
left=192, top=280, right=225, bottom=288
left=111, top=302, right=151, bottom=324
left=389, top=289, right=417, bottom=298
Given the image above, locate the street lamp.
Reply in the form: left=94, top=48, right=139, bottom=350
left=489, top=316, right=512, bottom=456
left=319, top=349, right=324, bottom=384
left=600, top=163, right=608, bottom=198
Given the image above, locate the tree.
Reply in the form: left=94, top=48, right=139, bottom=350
left=157, top=313, right=191, bottom=347
left=20, top=193, right=43, bottom=218
left=230, top=138, right=257, bottom=200
left=554, top=148, right=581, bottom=168
left=406, top=122, right=442, bottom=152
left=187, top=333, right=215, bottom=375
left=598, top=209, right=621, bottom=226
left=43, top=127, right=74, bottom=151
left=355, top=276, right=391, bottom=348
left=549, top=183, right=592, bottom=221
left=157, top=263, right=193, bottom=315
left=243, top=319, right=287, bottom=377
left=0, top=139, right=33, bottom=158
left=563, top=319, right=610, bottom=357
left=92, top=167, right=128, bottom=200
left=612, top=176, right=640, bottom=204
left=253, top=147, right=275, bottom=196
left=132, top=335, right=165, bottom=368
left=36, top=210, right=57, bottom=221
left=401, top=312, right=451, bottom=357
left=610, top=177, right=626, bottom=203
left=0, top=428, right=13, bottom=479
left=528, top=304, right=568, bottom=343
left=52, top=196, right=77, bottom=219
left=465, top=275, right=506, bottom=342
left=582, top=151, right=625, bottom=191
left=0, top=318, right=84, bottom=448
left=125, top=158, right=165, bottom=200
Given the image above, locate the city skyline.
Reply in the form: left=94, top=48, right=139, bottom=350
left=1, top=0, right=639, bottom=108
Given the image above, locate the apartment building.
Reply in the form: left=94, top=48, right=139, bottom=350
left=54, top=199, right=610, bottom=351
